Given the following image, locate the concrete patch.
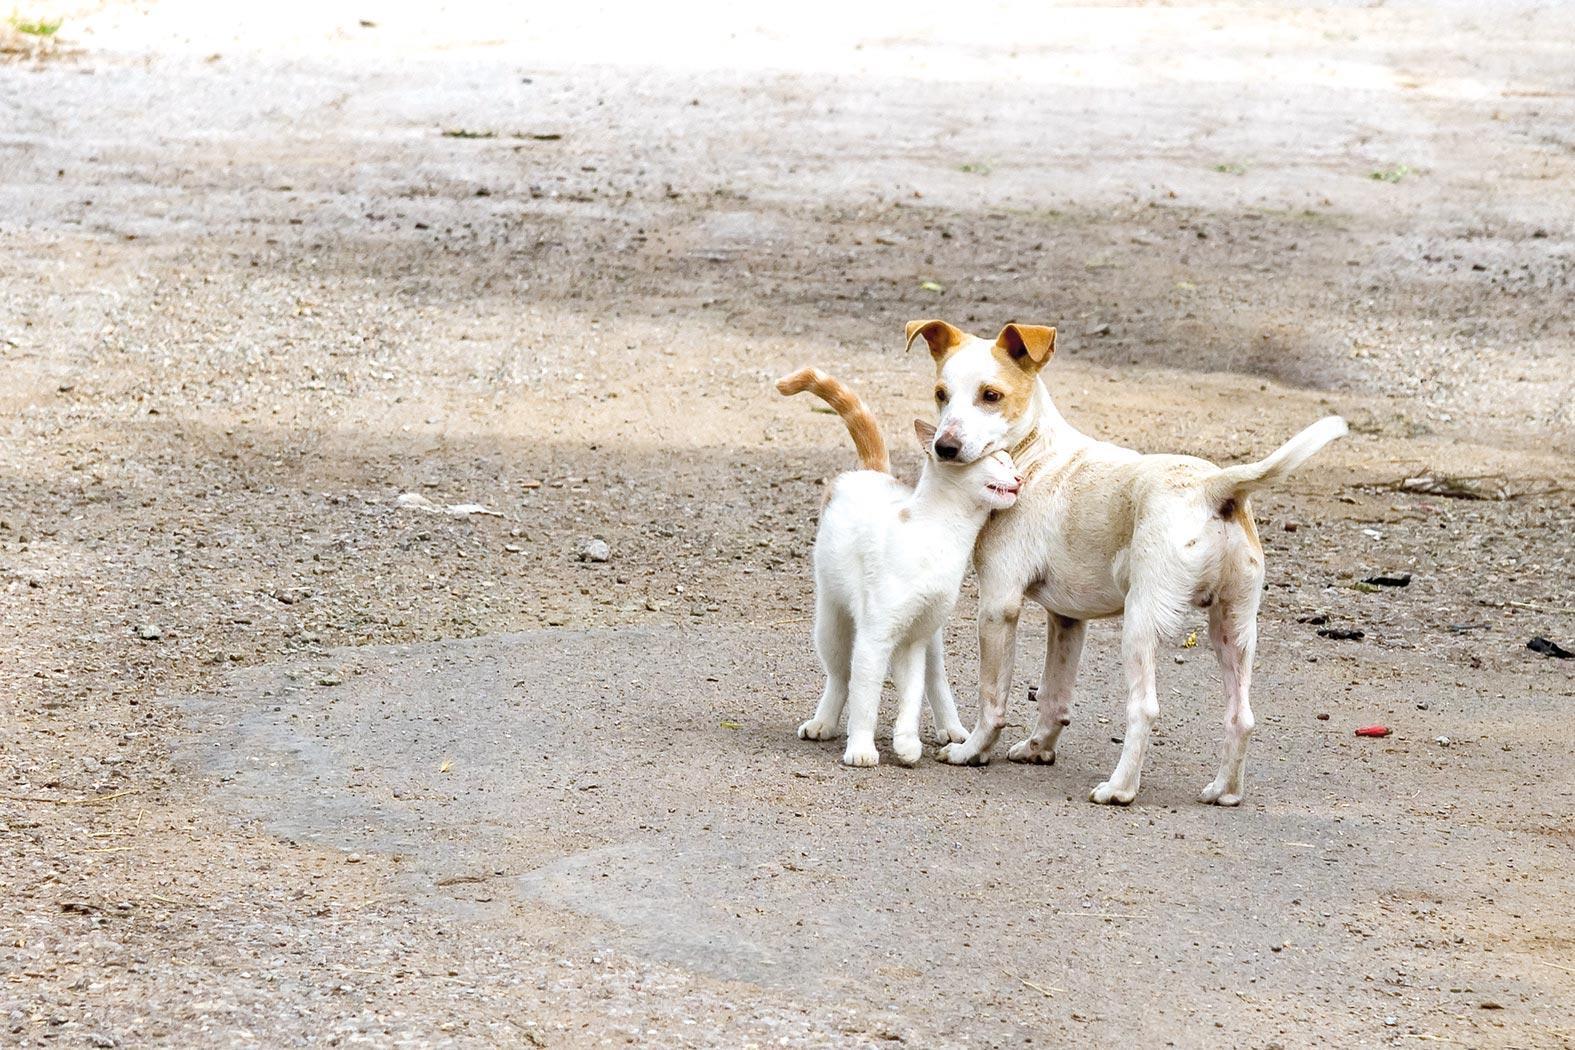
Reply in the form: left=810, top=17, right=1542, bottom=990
left=178, top=623, right=1575, bottom=1044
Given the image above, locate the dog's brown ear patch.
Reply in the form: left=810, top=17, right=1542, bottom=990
left=913, top=418, right=937, bottom=448
left=905, top=319, right=966, bottom=362
left=995, top=323, right=1056, bottom=368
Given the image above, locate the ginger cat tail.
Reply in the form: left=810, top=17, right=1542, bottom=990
left=776, top=367, right=890, bottom=474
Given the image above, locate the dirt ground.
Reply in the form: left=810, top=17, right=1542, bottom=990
left=3, top=1, right=1573, bottom=1046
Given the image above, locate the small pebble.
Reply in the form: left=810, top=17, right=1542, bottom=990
left=576, top=538, right=611, bottom=563
left=1435, top=736, right=1451, bottom=746
left=135, top=624, right=162, bottom=640
left=1316, top=712, right=1330, bottom=721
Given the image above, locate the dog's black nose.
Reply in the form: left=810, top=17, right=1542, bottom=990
left=934, top=436, right=961, bottom=460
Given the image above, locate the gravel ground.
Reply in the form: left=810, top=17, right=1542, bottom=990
left=2, top=2, right=1572, bottom=1046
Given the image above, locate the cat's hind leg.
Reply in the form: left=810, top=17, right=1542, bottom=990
left=798, top=592, right=852, bottom=742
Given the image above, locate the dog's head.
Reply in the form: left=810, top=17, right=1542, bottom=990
left=905, top=319, right=1056, bottom=464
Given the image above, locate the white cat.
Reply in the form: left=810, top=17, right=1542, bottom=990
left=777, top=367, right=1022, bottom=767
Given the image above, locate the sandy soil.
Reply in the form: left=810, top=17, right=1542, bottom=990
left=2, top=1, right=1572, bottom=1046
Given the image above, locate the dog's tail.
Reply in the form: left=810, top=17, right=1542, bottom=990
left=776, top=367, right=890, bottom=474
left=1204, top=416, right=1348, bottom=508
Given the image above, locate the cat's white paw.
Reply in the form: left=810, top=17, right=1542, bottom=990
left=797, top=718, right=841, bottom=741
left=842, top=740, right=880, bottom=767
left=932, top=722, right=968, bottom=745
left=892, top=733, right=923, bottom=767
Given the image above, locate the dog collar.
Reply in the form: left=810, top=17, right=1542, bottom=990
left=1008, top=427, right=1045, bottom=482
left=1009, top=427, right=1042, bottom=462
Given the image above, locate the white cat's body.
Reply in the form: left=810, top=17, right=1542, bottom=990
left=777, top=367, right=1020, bottom=767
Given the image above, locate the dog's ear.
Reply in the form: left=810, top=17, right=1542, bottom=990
left=913, top=418, right=937, bottom=449
left=995, top=323, right=1056, bottom=369
left=905, top=319, right=966, bottom=363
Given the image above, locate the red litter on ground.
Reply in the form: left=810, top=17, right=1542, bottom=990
left=1355, top=725, right=1391, bottom=738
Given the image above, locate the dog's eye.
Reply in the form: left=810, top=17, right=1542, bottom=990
left=980, top=388, right=1003, bottom=404
left=935, top=388, right=949, bottom=404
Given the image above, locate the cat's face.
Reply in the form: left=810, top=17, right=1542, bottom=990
left=973, top=449, right=1022, bottom=510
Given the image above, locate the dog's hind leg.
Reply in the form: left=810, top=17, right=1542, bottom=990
left=1091, top=604, right=1162, bottom=805
left=1199, top=592, right=1260, bottom=806
left=798, top=595, right=852, bottom=742
left=923, top=630, right=968, bottom=745
left=1009, top=614, right=1085, bottom=765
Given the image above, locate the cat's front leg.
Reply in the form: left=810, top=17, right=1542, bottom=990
left=889, top=640, right=928, bottom=766
left=923, top=629, right=968, bottom=744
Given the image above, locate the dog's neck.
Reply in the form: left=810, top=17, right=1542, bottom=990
left=1008, top=381, right=1087, bottom=479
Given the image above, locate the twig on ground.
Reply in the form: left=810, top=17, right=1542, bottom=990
left=336, top=964, right=469, bottom=984
left=1479, top=599, right=1575, bottom=615
left=5, top=788, right=140, bottom=806
left=1382, top=473, right=1568, bottom=501
left=1003, top=969, right=1064, bottom=997
left=1045, top=909, right=1145, bottom=920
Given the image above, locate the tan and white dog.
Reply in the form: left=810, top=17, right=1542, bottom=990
left=906, top=319, right=1347, bottom=806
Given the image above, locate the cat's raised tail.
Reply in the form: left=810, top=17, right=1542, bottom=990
left=776, top=367, right=890, bottom=474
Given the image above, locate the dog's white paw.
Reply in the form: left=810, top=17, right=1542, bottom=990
left=1089, top=780, right=1137, bottom=805
left=1198, top=779, right=1243, bottom=807
left=892, top=734, right=923, bottom=767
left=842, top=740, right=880, bottom=767
left=1007, top=737, right=1057, bottom=765
left=938, top=741, right=990, bottom=766
left=797, top=718, right=841, bottom=741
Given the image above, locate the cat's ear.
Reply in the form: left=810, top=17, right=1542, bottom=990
left=913, top=418, right=937, bottom=450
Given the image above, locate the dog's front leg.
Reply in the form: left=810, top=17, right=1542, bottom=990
left=1009, top=615, right=1085, bottom=765
left=939, top=591, right=1023, bottom=766
left=1091, top=611, right=1160, bottom=805
left=923, top=630, right=968, bottom=745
